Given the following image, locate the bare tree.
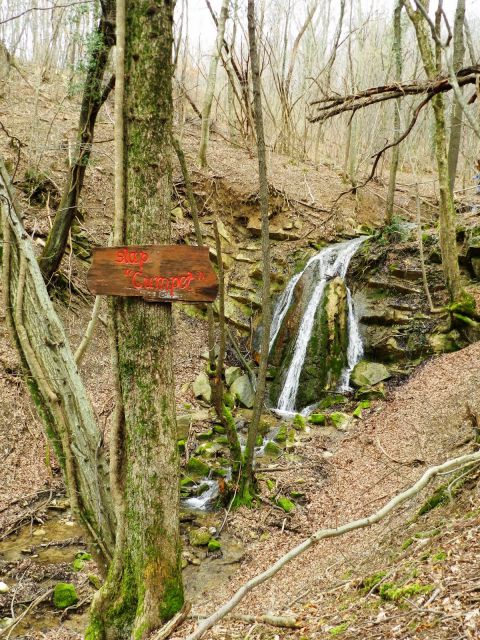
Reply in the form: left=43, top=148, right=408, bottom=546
left=385, top=0, right=403, bottom=223
left=447, top=0, right=466, bottom=193
left=198, top=0, right=229, bottom=168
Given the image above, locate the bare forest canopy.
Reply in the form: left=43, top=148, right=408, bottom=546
left=1, top=0, right=480, bottom=194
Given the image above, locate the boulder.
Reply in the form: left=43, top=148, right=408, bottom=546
left=428, top=331, right=460, bottom=354
left=351, top=361, right=391, bottom=388
left=193, top=372, right=211, bottom=403
left=225, top=366, right=242, bottom=386
left=230, top=374, right=255, bottom=408
left=264, top=440, right=282, bottom=458
left=189, top=527, right=211, bottom=547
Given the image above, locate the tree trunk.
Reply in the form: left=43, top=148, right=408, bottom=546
left=87, top=1, right=183, bottom=637
left=385, top=0, right=403, bottom=223
left=447, top=0, right=466, bottom=193
left=198, top=0, right=229, bottom=168
left=38, top=0, right=116, bottom=282
left=404, top=2, right=462, bottom=302
left=0, top=157, right=115, bottom=562
left=240, top=0, right=272, bottom=503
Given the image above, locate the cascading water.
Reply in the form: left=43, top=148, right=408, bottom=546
left=272, top=237, right=367, bottom=414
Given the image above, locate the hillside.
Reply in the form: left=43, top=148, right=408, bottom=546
left=0, top=68, right=479, bottom=640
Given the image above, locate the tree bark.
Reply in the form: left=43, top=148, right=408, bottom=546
left=0, top=157, right=115, bottom=562
left=87, top=1, right=183, bottom=637
left=240, top=0, right=272, bottom=502
left=385, top=0, right=403, bottom=223
left=198, top=0, right=229, bottom=168
left=447, top=0, right=466, bottom=193
left=38, top=0, right=116, bottom=282
left=404, top=1, right=462, bottom=302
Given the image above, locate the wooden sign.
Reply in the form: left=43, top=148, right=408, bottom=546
left=87, top=245, right=218, bottom=302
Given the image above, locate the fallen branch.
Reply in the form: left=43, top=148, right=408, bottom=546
left=309, top=66, right=480, bottom=122
left=231, top=613, right=299, bottom=628
left=186, top=450, right=480, bottom=640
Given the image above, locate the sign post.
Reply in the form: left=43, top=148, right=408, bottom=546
left=87, top=245, right=218, bottom=302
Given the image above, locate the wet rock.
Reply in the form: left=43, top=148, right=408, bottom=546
left=351, top=361, right=391, bottom=387
left=193, top=372, right=212, bottom=403
left=270, top=275, right=349, bottom=409
left=53, top=583, right=78, bottom=609
left=189, top=527, right=211, bottom=547
left=230, top=374, right=255, bottom=408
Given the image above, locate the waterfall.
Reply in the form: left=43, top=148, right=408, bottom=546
left=273, top=237, right=366, bottom=414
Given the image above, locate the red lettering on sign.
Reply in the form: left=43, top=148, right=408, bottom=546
left=115, top=248, right=149, bottom=272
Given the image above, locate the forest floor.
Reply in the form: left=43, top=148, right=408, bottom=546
left=0, top=71, right=479, bottom=639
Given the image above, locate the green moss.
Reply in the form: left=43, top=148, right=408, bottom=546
left=158, top=576, right=184, bottom=622
left=185, top=457, right=210, bottom=478
left=401, top=538, right=414, bottom=550
left=197, top=429, right=214, bottom=440
left=359, top=571, right=387, bottom=593
left=277, top=496, right=295, bottom=512
left=318, top=394, right=347, bottom=409
left=431, top=551, right=447, bottom=562
left=72, top=551, right=92, bottom=571
left=53, top=583, right=79, bottom=609
left=447, top=292, right=477, bottom=318
left=379, top=582, right=434, bottom=602
left=293, top=414, right=306, bottom=430
left=274, top=424, right=288, bottom=442
left=308, top=413, right=326, bottom=424
left=329, top=622, right=349, bottom=636
left=88, top=574, right=102, bottom=590
left=208, top=538, right=221, bottom=552
left=264, top=441, right=282, bottom=458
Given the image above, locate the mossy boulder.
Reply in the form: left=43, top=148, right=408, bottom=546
left=186, top=457, right=210, bottom=478
left=308, top=413, right=326, bottom=425
left=351, top=361, right=390, bottom=387
left=428, top=331, right=460, bottom=354
left=207, top=538, right=222, bottom=552
left=355, top=383, right=386, bottom=400
left=53, top=583, right=79, bottom=609
left=189, top=527, right=211, bottom=547
left=264, top=440, right=282, bottom=458
left=230, top=374, right=255, bottom=408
